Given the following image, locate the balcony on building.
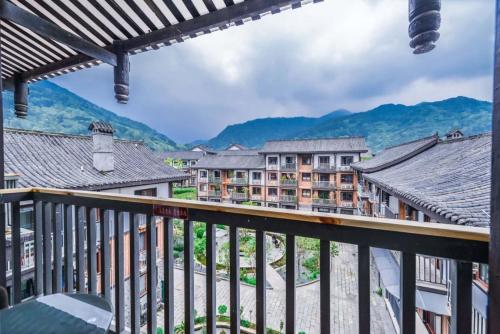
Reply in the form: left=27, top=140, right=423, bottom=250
left=312, top=180, right=336, bottom=190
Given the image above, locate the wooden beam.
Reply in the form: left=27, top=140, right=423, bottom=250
left=0, top=0, right=116, bottom=66
left=489, top=1, right=500, bottom=333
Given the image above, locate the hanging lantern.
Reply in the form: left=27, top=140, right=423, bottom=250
left=408, top=0, right=441, bottom=54
left=14, top=75, right=28, bottom=118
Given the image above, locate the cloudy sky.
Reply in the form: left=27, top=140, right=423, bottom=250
left=52, top=0, right=496, bottom=144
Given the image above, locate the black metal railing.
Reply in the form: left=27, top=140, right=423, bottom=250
left=0, top=187, right=489, bottom=334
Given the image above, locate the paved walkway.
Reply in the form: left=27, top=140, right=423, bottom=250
left=266, top=263, right=286, bottom=290
left=155, top=243, right=396, bottom=333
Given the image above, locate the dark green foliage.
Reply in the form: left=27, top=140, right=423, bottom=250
left=195, top=97, right=492, bottom=153
left=3, top=81, right=179, bottom=151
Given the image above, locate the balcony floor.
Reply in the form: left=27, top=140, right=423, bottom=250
left=150, top=243, right=395, bottom=333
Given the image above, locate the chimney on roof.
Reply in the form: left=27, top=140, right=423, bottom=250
left=89, top=121, right=114, bottom=172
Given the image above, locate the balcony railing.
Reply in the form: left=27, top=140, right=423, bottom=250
left=229, top=178, right=248, bottom=185
left=0, top=187, right=489, bottom=334
left=250, top=194, right=262, bottom=201
left=208, top=176, right=221, bottom=184
left=312, top=181, right=336, bottom=189
left=267, top=164, right=279, bottom=170
left=339, top=201, right=355, bottom=208
left=198, top=176, right=208, bottom=183
left=280, top=163, right=297, bottom=171
left=280, top=195, right=297, bottom=203
left=231, top=192, right=248, bottom=200
left=314, top=163, right=335, bottom=171
left=313, top=198, right=336, bottom=206
left=208, top=190, right=221, bottom=197
left=266, top=195, right=279, bottom=202
left=267, top=179, right=279, bottom=186
left=340, top=183, right=354, bottom=190
left=280, top=179, right=298, bottom=187
left=250, top=179, right=264, bottom=186
left=337, top=165, right=353, bottom=172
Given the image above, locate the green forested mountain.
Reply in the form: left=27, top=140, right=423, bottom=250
left=3, top=81, right=179, bottom=151
left=197, top=97, right=492, bottom=152
left=200, top=110, right=352, bottom=149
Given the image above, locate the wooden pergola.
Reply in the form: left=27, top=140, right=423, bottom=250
left=0, top=0, right=498, bottom=333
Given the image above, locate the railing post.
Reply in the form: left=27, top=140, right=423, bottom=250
left=114, top=210, right=125, bottom=333
left=130, top=213, right=140, bottom=334
left=100, top=209, right=110, bottom=303
left=286, top=235, right=296, bottom=334
left=256, top=230, right=266, bottom=334
left=11, top=201, right=21, bottom=304
left=358, top=244, right=370, bottom=334
left=206, top=222, right=217, bottom=334
left=184, top=220, right=194, bottom=334
left=75, top=206, right=85, bottom=292
left=0, top=202, right=5, bottom=289
left=64, top=204, right=73, bottom=293
left=86, top=207, right=97, bottom=295
left=450, top=261, right=472, bottom=334
left=42, top=202, right=52, bottom=295
left=164, top=218, right=174, bottom=334
left=320, top=240, right=331, bottom=334
left=230, top=226, right=241, bottom=334
left=147, top=215, right=157, bottom=334
left=400, top=252, right=416, bottom=334
left=34, top=201, right=43, bottom=296
left=52, top=203, right=62, bottom=293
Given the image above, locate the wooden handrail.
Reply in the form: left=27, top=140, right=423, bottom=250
left=0, top=187, right=488, bottom=243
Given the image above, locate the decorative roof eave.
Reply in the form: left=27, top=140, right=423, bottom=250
left=71, top=175, right=189, bottom=192
left=352, top=135, right=439, bottom=173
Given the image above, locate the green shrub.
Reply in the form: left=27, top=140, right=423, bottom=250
left=240, top=319, right=251, bottom=328
left=218, top=304, right=228, bottom=316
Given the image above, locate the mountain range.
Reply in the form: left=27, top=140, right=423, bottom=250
left=195, top=96, right=492, bottom=152
left=3, top=81, right=179, bottom=151
left=2, top=81, right=492, bottom=154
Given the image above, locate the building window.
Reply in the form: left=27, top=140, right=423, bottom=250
left=302, top=173, right=311, bottom=181
left=200, top=170, right=208, bottom=178
left=268, top=173, right=278, bottom=181
left=134, top=188, right=157, bottom=197
left=319, top=173, right=329, bottom=181
left=214, top=170, right=221, bottom=177
left=268, top=157, right=278, bottom=165
left=302, top=189, right=311, bottom=198
left=139, top=274, right=147, bottom=295
left=340, top=174, right=353, bottom=183
left=341, top=156, right=354, bottom=166
left=252, top=187, right=262, bottom=195
left=268, top=188, right=278, bottom=196
left=252, top=172, right=262, bottom=180
left=319, top=156, right=330, bottom=164
left=479, top=264, right=489, bottom=283
left=302, top=156, right=312, bottom=165
left=342, top=192, right=353, bottom=201
left=285, top=156, right=295, bottom=164
left=199, top=184, right=207, bottom=192
left=190, top=160, right=196, bottom=166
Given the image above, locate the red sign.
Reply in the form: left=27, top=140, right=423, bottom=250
left=153, top=205, right=188, bottom=219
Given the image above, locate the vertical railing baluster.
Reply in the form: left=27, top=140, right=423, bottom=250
left=400, top=252, right=416, bottom=334
left=147, top=215, right=157, bottom=334
left=320, top=240, right=331, bottom=334
left=358, top=244, right=370, bottom=334
left=286, top=235, right=296, bottom=334
left=206, top=222, right=217, bottom=334
left=75, top=206, right=85, bottom=292
left=114, top=210, right=125, bottom=333
left=100, top=209, right=110, bottom=302
left=184, top=220, right=194, bottom=334
left=0, top=202, right=6, bottom=289
left=87, top=207, right=97, bottom=295
left=451, top=261, right=472, bottom=334
left=64, top=204, right=73, bottom=293
left=42, top=202, right=52, bottom=295
left=230, top=226, right=240, bottom=334
left=34, top=201, right=43, bottom=296
left=256, top=230, right=266, bottom=334
left=164, top=218, right=174, bottom=334
left=12, top=201, right=21, bottom=304
left=130, top=213, right=140, bottom=334
left=52, top=203, right=62, bottom=293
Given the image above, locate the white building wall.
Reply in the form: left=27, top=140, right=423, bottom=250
left=103, top=182, right=171, bottom=198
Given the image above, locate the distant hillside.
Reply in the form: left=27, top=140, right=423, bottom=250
left=193, top=97, right=492, bottom=152
left=200, top=110, right=351, bottom=149
left=3, top=81, right=179, bottom=151
left=295, top=96, right=492, bottom=152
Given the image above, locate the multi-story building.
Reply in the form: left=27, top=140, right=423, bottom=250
left=3, top=122, right=187, bottom=321
left=353, top=132, right=489, bottom=334
left=194, top=137, right=368, bottom=214
left=160, top=145, right=216, bottom=187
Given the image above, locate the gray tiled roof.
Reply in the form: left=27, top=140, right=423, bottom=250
left=352, top=134, right=439, bottom=173
left=194, top=153, right=265, bottom=170
left=259, top=137, right=368, bottom=153
left=88, top=121, right=114, bottom=134
left=217, top=149, right=260, bottom=156
left=364, top=134, right=491, bottom=227
left=5, top=128, right=187, bottom=190
left=158, top=150, right=205, bottom=160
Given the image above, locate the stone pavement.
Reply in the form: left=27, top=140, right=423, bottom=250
left=155, top=243, right=396, bottom=333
